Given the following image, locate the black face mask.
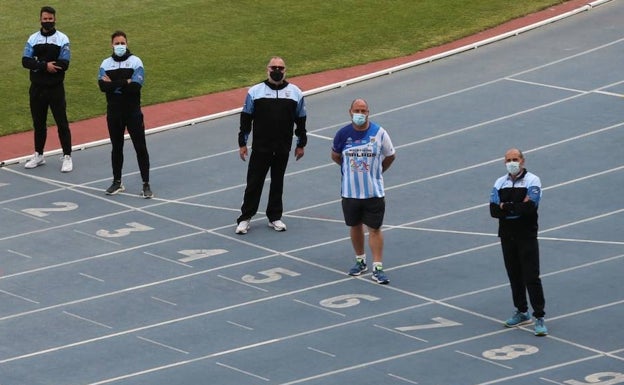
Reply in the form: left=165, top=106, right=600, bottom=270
left=41, top=21, right=55, bottom=31
left=270, top=69, right=284, bottom=82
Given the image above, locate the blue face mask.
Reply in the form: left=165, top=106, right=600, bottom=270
left=352, top=113, right=367, bottom=126
left=113, top=44, right=127, bottom=57
left=506, top=161, right=521, bottom=175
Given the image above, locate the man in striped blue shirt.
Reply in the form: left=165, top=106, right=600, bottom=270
left=331, top=99, right=396, bottom=284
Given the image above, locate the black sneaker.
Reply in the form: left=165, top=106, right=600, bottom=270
left=141, top=182, right=153, bottom=199
left=105, top=180, right=124, bottom=195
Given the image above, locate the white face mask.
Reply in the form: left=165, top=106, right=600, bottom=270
left=352, top=113, right=366, bottom=126
left=113, top=44, right=127, bottom=57
left=506, top=161, right=521, bottom=175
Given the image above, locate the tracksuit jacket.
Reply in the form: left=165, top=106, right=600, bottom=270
left=238, top=80, right=307, bottom=153
left=489, top=169, right=541, bottom=238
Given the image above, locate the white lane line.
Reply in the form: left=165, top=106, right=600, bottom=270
left=0, top=231, right=205, bottom=280
left=178, top=249, right=228, bottom=262
left=144, top=251, right=192, bottom=268
left=215, top=362, right=270, bottom=382
left=0, top=289, right=39, bottom=304
left=0, top=298, right=420, bottom=366
left=136, top=336, right=189, bottom=355
left=388, top=373, right=419, bottom=384
left=3, top=207, right=50, bottom=223
left=0, top=252, right=278, bottom=322
left=79, top=273, right=104, bottom=282
left=540, top=208, right=624, bottom=234
left=151, top=296, right=177, bottom=306
left=226, top=320, right=254, bottom=331
left=74, top=229, right=121, bottom=246
left=7, top=249, right=33, bottom=259
left=374, top=324, right=428, bottom=343
left=455, top=350, right=513, bottom=370
left=307, top=346, right=336, bottom=357
left=217, top=274, right=268, bottom=292
left=539, top=377, right=566, bottom=385
left=538, top=236, right=624, bottom=246
left=550, top=298, right=624, bottom=322
left=441, top=253, right=624, bottom=303
left=62, top=311, right=112, bottom=329
left=471, top=355, right=604, bottom=385
left=595, top=90, right=624, bottom=97
left=292, top=299, right=346, bottom=317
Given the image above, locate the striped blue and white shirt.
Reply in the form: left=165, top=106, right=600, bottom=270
left=332, top=122, right=395, bottom=199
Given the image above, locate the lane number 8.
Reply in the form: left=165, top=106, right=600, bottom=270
left=482, top=344, right=538, bottom=360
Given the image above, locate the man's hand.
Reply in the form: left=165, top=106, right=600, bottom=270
left=239, top=146, right=248, bottom=161
left=46, top=61, right=62, bottom=73
left=294, top=147, right=304, bottom=161
left=101, top=74, right=111, bottom=82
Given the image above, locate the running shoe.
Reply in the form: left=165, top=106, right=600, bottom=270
left=348, top=259, right=367, bottom=276
left=141, top=183, right=153, bottom=199
left=60, top=155, right=73, bottom=173
left=371, top=267, right=389, bottom=284
left=105, top=180, right=125, bottom=195
left=268, top=219, right=287, bottom=231
left=25, top=152, right=45, bottom=169
left=236, top=220, right=250, bottom=234
left=534, top=317, right=548, bottom=336
left=504, top=311, right=532, bottom=327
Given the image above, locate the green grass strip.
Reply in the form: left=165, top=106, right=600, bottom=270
left=2, top=0, right=566, bottom=136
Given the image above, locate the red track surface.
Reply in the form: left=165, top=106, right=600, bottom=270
left=1, top=0, right=589, bottom=163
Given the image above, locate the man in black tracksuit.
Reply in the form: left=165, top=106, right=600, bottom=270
left=490, top=148, right=547, bottom=336
left=22, top=6, right=73, bottom=172
left=235, top=57, right=307, bottom=234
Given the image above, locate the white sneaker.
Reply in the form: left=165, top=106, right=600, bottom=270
left=268, top=219, right=287, bottom=231
left=25, top=152, right=45, bottom=169
left=60, top=155, right=73, bottom=173
left=235, top=220, right=250, bottom=234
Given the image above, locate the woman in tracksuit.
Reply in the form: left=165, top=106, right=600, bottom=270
left=98, top=30, right=152, bottom=198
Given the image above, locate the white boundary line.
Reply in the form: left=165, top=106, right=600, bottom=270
left=1, top=0, right=613, bottom=167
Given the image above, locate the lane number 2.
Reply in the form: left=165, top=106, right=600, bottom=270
left=22, top=202, right=78, bottom=217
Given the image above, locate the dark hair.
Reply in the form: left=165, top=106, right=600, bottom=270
left=40, top=6, right=56, bottom=16
left=111, top=30, right=127, bottom=42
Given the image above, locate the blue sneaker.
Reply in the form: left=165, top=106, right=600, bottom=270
left=504, top=311, right=532, bottom=327
left=534, top=318, right=548, bottom=336
left=348, top=259, right=367, bottom=276
left=371, top=267, right=389, bottom=284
